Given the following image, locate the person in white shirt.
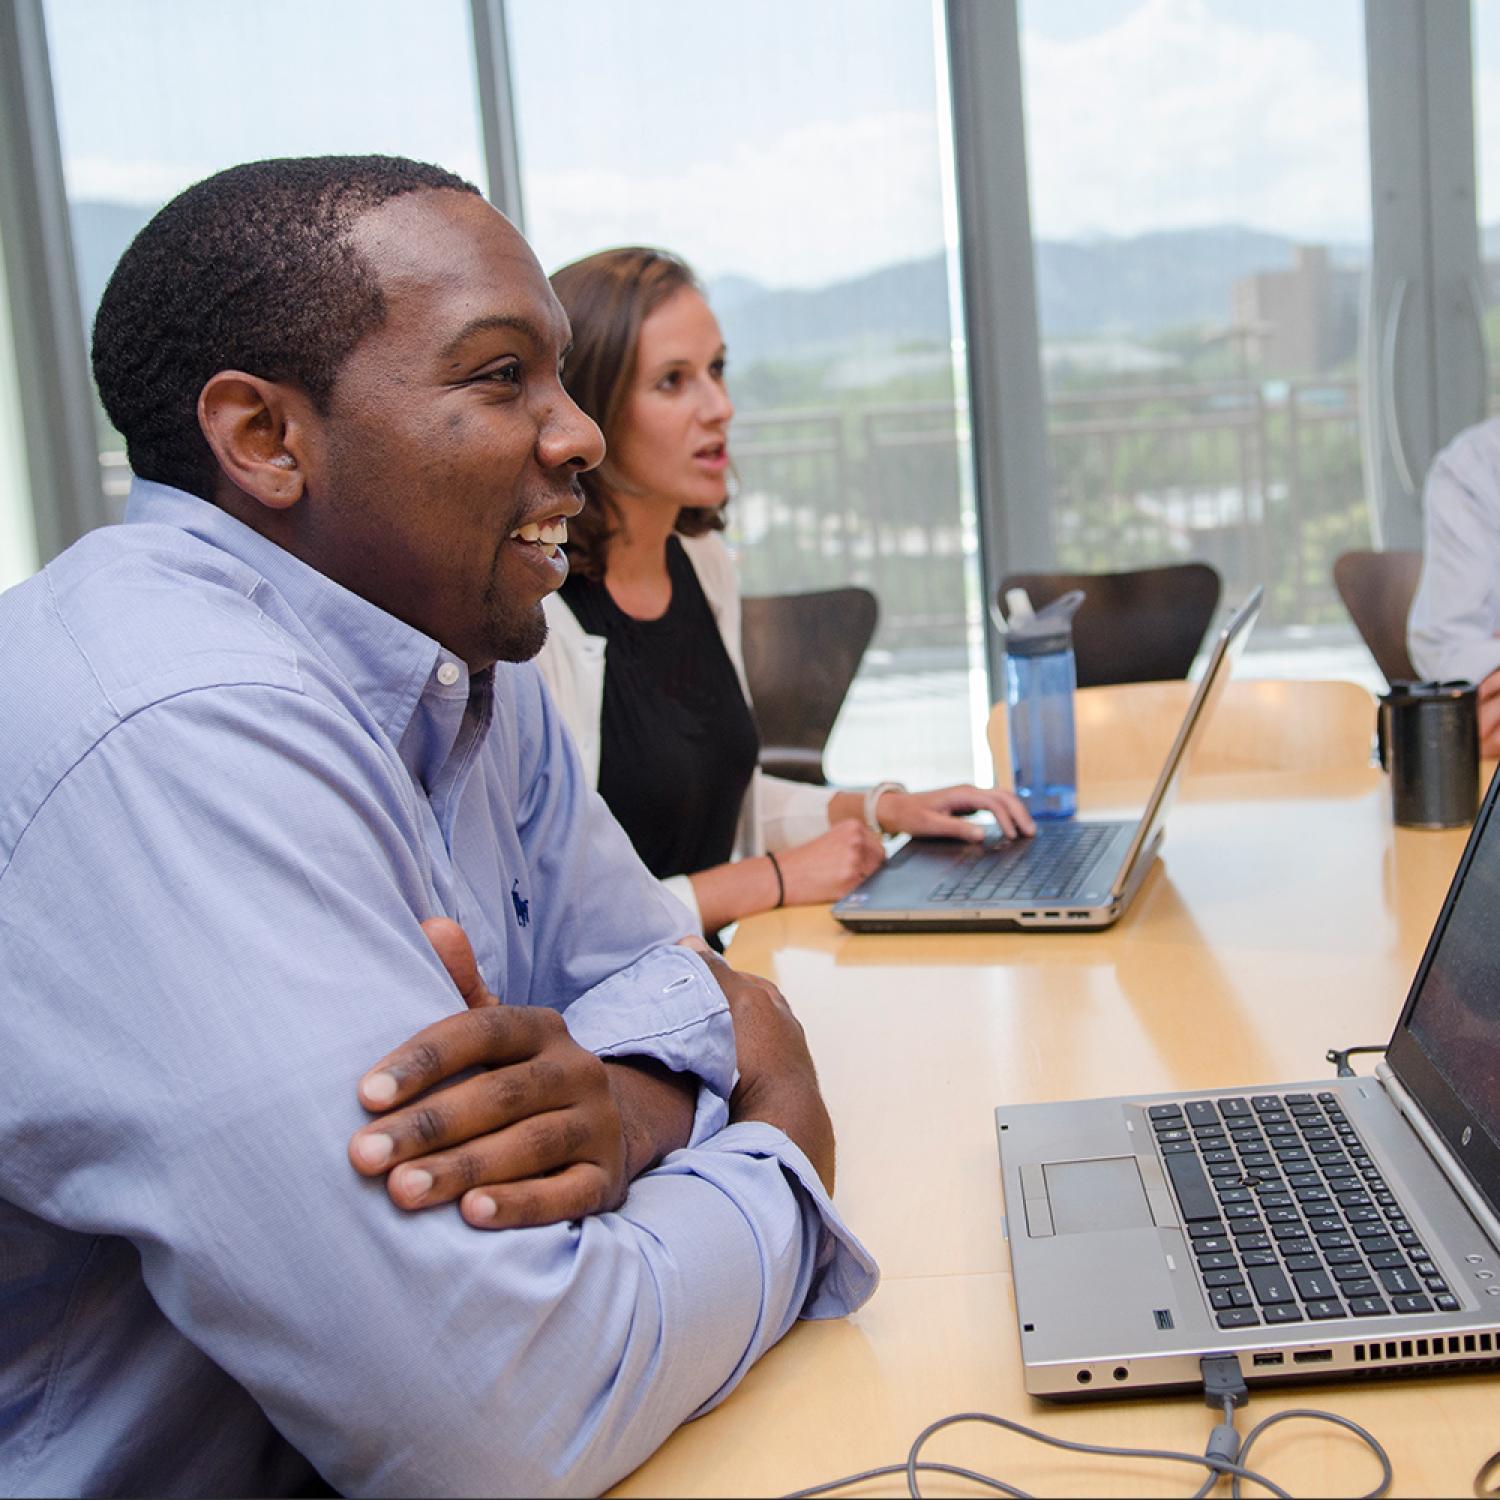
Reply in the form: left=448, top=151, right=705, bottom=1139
left=1408, top=414, right=1500, bottom=754
left=535, top=246, right=1032, bottom=937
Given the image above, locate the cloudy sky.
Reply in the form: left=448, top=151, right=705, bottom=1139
left=510, top=0, right=1375, bottom=280
left=41, top=0, right=1499, bottom=290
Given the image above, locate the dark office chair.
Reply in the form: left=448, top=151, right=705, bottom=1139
left=740, top=587, right=879, bottom=785
left=997, top=562, right=1222, bottom=688
left=1332, top=549, right=1422, bottom=686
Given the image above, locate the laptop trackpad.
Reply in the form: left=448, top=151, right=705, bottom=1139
left=1043, top=1157, right=1153, bottom=1234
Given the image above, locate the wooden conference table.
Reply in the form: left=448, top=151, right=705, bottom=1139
left=613, top=763, right=1497, bottom=1499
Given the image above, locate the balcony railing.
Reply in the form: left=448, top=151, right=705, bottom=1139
left=727, top=378, right=1368, bottom=669
left=94, top=377, right=1369, bottom=673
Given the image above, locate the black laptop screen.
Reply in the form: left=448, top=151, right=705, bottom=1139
left=1389, top=768, right=1500, bottom=1217
left=1406, top=848, right=1500, bottom=1127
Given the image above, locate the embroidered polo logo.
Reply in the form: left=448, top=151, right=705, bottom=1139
left=511, top=879, right=530, bottom=929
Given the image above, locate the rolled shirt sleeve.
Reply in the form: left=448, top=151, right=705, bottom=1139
left=561, top=944, right=737, bottom=1148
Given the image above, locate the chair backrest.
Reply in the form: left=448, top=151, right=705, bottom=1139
left=740, top=587, right=879, bottom=785
left=1332, top=549, right=1423, bottom=686
left=999, top=562, right=1223, bottom=688
left=987, top=678, right=1377, bottom=788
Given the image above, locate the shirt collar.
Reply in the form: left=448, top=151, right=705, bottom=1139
left=124, top=479, right=477, bottom=766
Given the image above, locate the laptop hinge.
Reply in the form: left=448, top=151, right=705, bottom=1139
left=1110, top=825, right=1163, bottom=902
left=1378, top=1061, right=1500, bottom=1250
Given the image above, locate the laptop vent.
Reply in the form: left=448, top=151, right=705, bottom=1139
left=1350, top=1331, right=1500, bottom=1369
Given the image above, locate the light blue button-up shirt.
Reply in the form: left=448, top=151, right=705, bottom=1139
left=0, top=480, right=877, bottom=1498
left=1409, top=415, right=1500, bottom=685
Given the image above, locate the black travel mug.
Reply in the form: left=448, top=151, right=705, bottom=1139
left=1376, top=680, right=1480, bottom=828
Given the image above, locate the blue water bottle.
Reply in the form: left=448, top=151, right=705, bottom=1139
left=1003, top=588, right=1084, bottom=821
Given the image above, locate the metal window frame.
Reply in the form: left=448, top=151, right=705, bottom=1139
left=0, top=0, right=109, bottom=563
left=1363, top=0, right=1485, bottom=549
left=470, top=0, right=526, bottom=230
left=944, top=0, right=1053, bottom=697
left=947, top=0, right=1487, bottom=669
left=0, top=0, right=524, bottom=570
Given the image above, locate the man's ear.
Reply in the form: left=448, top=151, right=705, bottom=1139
left=197, top=371, right=313, bottom=511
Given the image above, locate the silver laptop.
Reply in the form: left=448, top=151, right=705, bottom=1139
left=995, top=762, right=1500, bottom=1397
left=832, top=588, right=1263, bottom=933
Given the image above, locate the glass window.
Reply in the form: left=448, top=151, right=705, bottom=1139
left=1018, top=0, right=1379, bottom=688
left=508, top=0, right=984, bottom=787
left=0, top=211, right=38, bottom=590
left=42, top=0, right=487, bottom=510
left=1476, top=0, right=1500, bottom=414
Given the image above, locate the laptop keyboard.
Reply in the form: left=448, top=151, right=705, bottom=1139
left=1148, top=1091, right=1459, bottom=1330
left=926, top=823, right=1116, bottom=904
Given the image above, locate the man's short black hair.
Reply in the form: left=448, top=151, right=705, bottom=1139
left=92, top=155, right=481, bottom=500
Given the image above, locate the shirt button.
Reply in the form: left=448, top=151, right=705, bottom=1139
left=436, top=661, right=461, bottom=686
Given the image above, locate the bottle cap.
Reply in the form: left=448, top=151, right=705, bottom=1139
left=1004, top=588, right=1084, bottom=657
left=1003, top=588, right=1036, bottom=626
left=1002, top=585, right=1086, bottom=657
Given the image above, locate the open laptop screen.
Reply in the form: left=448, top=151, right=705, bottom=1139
left=1107, top=588, right=1263, bottom=895
left=1388, top=765, right=1500, bottom=1221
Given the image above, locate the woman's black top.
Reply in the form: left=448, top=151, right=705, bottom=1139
left=558, top=536, right=761, bottom=883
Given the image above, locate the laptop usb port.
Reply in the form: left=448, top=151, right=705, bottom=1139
left=1291, top=1349, right=1333, bottom=1364
left=1252, top=1352, right=1283, bottom=1367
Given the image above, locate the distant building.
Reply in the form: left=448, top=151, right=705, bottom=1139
left=1230, top=245, right=1361, bottom=375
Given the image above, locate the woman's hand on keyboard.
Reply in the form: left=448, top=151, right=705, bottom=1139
left=875, top=784, right=1036, bottom=842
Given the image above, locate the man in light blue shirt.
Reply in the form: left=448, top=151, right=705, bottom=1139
left=1408, top=415, right=1500, bottom=753
left=0, top=156, right=876, bottom=1497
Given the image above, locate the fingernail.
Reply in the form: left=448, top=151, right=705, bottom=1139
left=398, top=1167, right=433, bottom=1200
left=465, top=1193, right=497, bottom=1221
left=362, top=1071, right=398, bottom=1105
left=354, top=1133, right=393, bottom=1168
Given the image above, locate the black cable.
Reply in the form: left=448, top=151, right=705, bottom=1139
left=1475, top=1446, right=1500, bottom=1498
left=902, top=1410, right=1294, bottom=1499
left=783, top=1459, right=1023, bottom=1498
left=1235, top=1407, right=1392, bottom=1499
left=1327, top=1043, right=1388, bottom=1077
left=1190, top=1398, right=1243, bottom=1499
left=783, top=1386, right=1394, bottom=1499
left=1193, top=1357, right=1248, bottom=1497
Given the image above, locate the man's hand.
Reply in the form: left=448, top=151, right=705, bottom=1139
left=1480, top=666, right=1500, bottom=757
left=349, top=918, right=694, bottom=1229
left=692, top=947, right=836, bottom=1193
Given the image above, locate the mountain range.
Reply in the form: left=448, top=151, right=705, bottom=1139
left=707, top=226, right=1371, bottom=365
left=67, top=199, right=1448, bottom=367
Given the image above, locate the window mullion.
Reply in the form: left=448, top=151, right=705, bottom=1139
left=0, top=0, right=107, bottom=561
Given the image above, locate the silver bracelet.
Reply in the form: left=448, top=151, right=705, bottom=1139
left=863, top=780, right=905, bottom=835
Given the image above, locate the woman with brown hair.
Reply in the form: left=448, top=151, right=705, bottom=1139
left=536, top=246, right=1031, bottom=937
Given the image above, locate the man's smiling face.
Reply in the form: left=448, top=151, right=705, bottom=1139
left=298, top=190, right=604, bottom=668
